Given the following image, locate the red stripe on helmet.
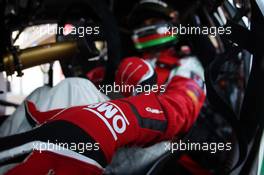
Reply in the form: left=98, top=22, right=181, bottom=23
left=133, top=32, right=172, bottom=43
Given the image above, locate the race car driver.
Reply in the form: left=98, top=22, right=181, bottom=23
left=0, top=0, right=206, bottom=174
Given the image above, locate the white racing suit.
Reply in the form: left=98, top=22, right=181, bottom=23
left=0, top=78, right=109, bottom=137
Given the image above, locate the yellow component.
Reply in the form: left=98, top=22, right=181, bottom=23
left=1, top=41, right=79, bottom=75
left=186, top=90, right=198, bottom=104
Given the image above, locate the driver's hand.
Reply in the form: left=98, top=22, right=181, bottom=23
left=115, top=57, right=156, bottom=97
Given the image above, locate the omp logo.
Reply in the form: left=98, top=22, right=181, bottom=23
left=83, top=102, right=129, bottom=140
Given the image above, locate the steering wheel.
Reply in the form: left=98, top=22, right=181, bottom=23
left=43, top=0, right=122, bottom=84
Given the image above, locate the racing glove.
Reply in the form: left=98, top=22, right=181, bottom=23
left=115, top=57, right=156, bottom=96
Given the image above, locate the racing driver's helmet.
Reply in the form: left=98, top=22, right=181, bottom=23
left=128, top=0, right=179, bottom=52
